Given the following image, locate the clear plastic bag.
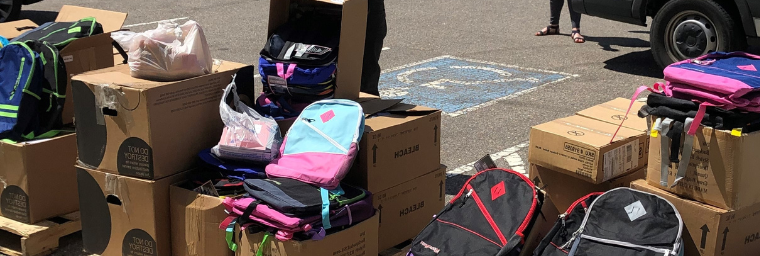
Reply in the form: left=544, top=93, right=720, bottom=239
left=127, top=20, right=213, bottom=81
left=212, top=76, right=282, bottom=164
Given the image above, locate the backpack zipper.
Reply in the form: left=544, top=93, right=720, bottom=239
left=299, top=118, right=348, bottom=153
left=578, top=235, right=672, bottom=254
left=9, top=57, right=25, bottom=101
left=467, top=184, right=507, bottom=246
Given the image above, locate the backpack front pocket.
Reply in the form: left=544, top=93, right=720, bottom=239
left=569, top=235, right=671, bottom=256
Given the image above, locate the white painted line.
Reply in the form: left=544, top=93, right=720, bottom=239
left=382, top=47, right=390, bottom=51
left=447, top=141, right=529, bottom=176
left=254, top=74, right=261, bottom=78
left=123, top=17, right=189, bottom=28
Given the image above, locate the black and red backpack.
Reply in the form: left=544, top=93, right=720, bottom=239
left=532, top=192, right=604, bottom=256
left=408, top=168, right=544, bottom=256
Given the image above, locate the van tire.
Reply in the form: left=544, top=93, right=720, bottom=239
left=650, top=0, right=741, bottom=68
left=0, top=0, right=21, bottom=22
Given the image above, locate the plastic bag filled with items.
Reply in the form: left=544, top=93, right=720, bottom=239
left=127, top=20, right=213, bottom=81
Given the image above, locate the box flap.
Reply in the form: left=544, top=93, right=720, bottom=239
left=386, top=102, right=439, bottom=116
left=0, top=19, right=38, bottom=39
left=360, top=98, right=402, bottom=116
left=73, top=60, right=248, bottom=89
left=56, top=5, right=127, bottom=33
left=533, top=115, right=643, bottom=148
left=576, top=98, right=647, bottom=131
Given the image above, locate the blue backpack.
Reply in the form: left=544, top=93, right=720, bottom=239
left=0, top=40, right=66, bottom=142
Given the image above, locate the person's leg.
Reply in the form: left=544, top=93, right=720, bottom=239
left=361, top=0, right=387, bottom=96
left=536, top=0, right=562, bottom=36
left=567, top=0, right=585, bottom=43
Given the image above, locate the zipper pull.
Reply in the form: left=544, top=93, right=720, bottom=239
left=561, top=229, right=582, bottom=249
left=459, top=189, right=473, bottom=208
left=559, top=213, right=567, bottom=227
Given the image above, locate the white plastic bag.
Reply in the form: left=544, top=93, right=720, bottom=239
left=212, top=76, right=282, bottom=164
left=127, top=20, right=213, bottom=81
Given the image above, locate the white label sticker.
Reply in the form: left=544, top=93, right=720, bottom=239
left=267, top=76, right=288, bottom=90
left=624, top=201, right=647, bottom=221
left=603, top=140, right=639, bottom=180
left=63, top=55, right=73, bottom=63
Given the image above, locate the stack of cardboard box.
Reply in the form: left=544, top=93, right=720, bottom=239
left=631, top=118, right=760, bottom=256
left=527, top=98, right=649, bottom=212
left=71, top=54, right=249, bottom=256
left=0, top=4, right=126, bottom=229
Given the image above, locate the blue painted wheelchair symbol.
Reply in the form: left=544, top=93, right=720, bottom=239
left=379, top=56, right=574, bottom=116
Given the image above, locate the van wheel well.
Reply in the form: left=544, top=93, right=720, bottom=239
left=647, top=0, right=743, bottom=31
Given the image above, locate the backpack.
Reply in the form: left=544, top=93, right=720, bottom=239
left=562, top=188, right=683, bottom=256
left=408, top=168, right=544, bottom=256
left=265, top=99, right=365, bottom=190
left=220, top=193, right=373, bottom=246
left=243, top=178, right=366, bottom=217
left=12, top=17, right=104, bottom=49
left=0, top=42, right=45, bottom=141
left=26, top=40, right=67, bottom=134
left=259, top=12, right=340, bottom=101
left=532, top=193, right=603, bottom=256
left=198, top=149, right=267, bottom=180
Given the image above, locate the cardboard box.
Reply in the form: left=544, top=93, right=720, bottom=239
left=528, top=115, right=647, bottom=184
left=346, top=103, right=442, bottom=192
left=529, top=163, right=646, bottom=212
left=646, top=126, right=760, bottom=210
left=170, top=184, right=233, bottom=256
left=632, top=180, right=760, bottom=256
left=519, top=196, right=561, bottom=256
left=268, top=0, right=367, bottom=99
left=72, top=62, right=251, bottom=180
left=0, top=6, right=128, bottom=125
left=238, top=214, right=379, bottom=256
left=374, top=165, right=446, bottom=251
left=77, top=167, right=188, bottom=256
left=0, top=134, right=78, bottom=224
left=576, top=98, right=648, bottom=132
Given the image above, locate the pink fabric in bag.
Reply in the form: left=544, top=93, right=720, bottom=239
left=266, top=138, right=359, bottom=189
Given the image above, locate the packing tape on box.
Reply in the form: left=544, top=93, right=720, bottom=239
left=104, top=173, right=131, bottom=214
left=93, top=84, right=133, bottom=127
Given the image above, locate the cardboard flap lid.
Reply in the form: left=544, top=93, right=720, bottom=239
left=386, top=103, right=439, bottom=115
left=56, top=5, right=127, bottom=33
left=534, top=115, right=644, bottom=148
left=0, top=19, right=38, bottom=39
left=360, top=98, right=402, bottom=116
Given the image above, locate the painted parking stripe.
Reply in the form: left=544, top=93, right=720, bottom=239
left=123, top=17, right=189, bottom=28
left=447, top=141, right=529, bottom=176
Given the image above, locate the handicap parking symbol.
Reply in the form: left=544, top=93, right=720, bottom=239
left=379, top=56, right=575, bottom=116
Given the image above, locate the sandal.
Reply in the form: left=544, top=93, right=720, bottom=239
left=536, top=25, right=559, bottom=36
left=571, top=30, right=585, bottom=43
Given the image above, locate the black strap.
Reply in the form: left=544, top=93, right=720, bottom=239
left=666, top=121, right=684, bottom=164
left=111, top=41, right=128, bottom=64
left=237, top=200, right=262, bottom=227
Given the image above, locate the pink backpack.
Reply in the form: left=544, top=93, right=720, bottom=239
left=265, top=99, right=365, bottom=189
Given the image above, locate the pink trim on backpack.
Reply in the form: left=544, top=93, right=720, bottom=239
left=266, top=140, right=358, bottom=189
left=276, top=63, right=297, bottom=80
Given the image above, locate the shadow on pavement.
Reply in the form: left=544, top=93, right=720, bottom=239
left=19, top=10, right=58, bottom=25
left=445, top=174, right=471, bottom=195
left=585, top=36, right=650, bottom=52
left=603, top=50, right=663, bottom=78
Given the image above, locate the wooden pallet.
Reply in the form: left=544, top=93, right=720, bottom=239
left=0, top=212, right=81, bottom=256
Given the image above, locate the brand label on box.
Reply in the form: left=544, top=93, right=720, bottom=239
left=117, top=137, right=154, bottom=179
left=122, top=229, right=157, bottom=256
left=0, top=185, right=29, bottom=223
left=604, top=141, right=639, bottom=180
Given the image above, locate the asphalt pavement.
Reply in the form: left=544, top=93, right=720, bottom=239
left=12, top=0, right=672, bottom=255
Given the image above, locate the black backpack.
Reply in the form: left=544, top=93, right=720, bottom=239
left=12, top=17, right=104, bottom=49
left=25, top=40, right=67, bottom=134
left=561, top=188, right=684, bottom=256
left=532, top=192, right=603, bottom=256
left=409, top=168, right=545, bottom=256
